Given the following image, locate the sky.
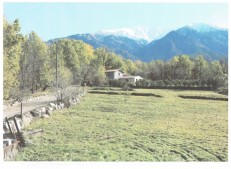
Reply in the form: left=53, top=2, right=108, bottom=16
left=3, top=2, right=228, bottom=41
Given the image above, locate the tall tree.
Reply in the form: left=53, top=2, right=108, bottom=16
left=105, top=52, right=126, bottom=71
left=147, top=60, right=165, bottom=80
left=94, top=48, right=108, bottom=67
left=3, top=18, right=23, bottom=99
left=192, top=55, right=208, bottom=79
left=49, top=41, right=73, bottom=89
left=21, top=31, right=51, bottom=93
left=170, top=56, right=180, bottom=79
left=124, top=59, right=137, bottom=75
left=170, top=55, right=193, bottom=79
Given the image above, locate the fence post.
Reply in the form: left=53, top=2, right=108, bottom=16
left=5, top=118, right=13, bottom=134
left=20, top=101, right=23, bottom=119
left=13, top=116, right=20, bottom=133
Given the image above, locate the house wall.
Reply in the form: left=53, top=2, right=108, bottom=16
left=114, top=71, right=123, bottom=79
left=106, top=70, right=123, bottom=80
left=135, top=77, right=143, bottom=82
left=120, top=76, right=143, bottom=85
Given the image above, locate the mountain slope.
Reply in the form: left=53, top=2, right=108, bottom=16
left=49, top=33, right=147, bottom=60
left=48, top=24, right=228, bottom=62
left=141, top=25, right=228, bottom=61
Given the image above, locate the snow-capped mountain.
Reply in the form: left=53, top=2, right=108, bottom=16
left=97, top=26, right=168, bottom=42
left=186, top=23, right=227, bottom=32
left=48, top=23, right=228, bottom=62
left=141, top=24, right=228, bottom=61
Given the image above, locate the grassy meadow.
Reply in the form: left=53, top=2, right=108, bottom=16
left=16, top=88, right=228, bottom=161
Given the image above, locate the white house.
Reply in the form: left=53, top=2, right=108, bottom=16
left=105, top=69, right=143, bottom=85
left=119, top=75, right=143, bottom=85
left=105, top=69, right=124, bottom=80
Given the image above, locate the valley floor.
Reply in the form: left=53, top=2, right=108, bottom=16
left=16, top=88, right=228, bottom=161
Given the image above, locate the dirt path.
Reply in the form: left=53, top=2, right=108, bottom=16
left=3, top=95, right=57, bottom=118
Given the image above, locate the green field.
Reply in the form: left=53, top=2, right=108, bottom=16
left=16, top=88, right=228, bottom=161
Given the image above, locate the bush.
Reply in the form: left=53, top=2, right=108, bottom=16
left=164, top=79, right=173, bottom=87
left=134, top=78, right=216, bottom=90
left=217, top=86, right=228, bottom=95
left=172, top=79, right=182, bottom=87
left=217, top=74, right=228, bottom=95
left=155, top=80, right=164, bottom=87
left=109, top=80, right=127, bottom=87
left=136, top=79, right=150, bottom=87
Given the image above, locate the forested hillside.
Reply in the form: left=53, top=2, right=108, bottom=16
left=3, top=18, right=228, bottom=99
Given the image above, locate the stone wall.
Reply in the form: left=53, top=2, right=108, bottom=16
left=3, top=90, right=86, bottom=133
left=3, top=89, right=87, bottom=161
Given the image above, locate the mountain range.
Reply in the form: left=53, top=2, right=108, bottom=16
left=48, top=24, right=228, bottom=62
left=97, top=26, right=168, bottom=42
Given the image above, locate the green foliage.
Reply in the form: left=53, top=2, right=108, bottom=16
left=105, top=53, right=126, bottom=71
left=217, top=74, right=228, bottom=95
left=94, top=48, right=108, bottom=66
left=53, top=39, right=96, bottom=85
left=3, top=18, right=23, bottom=99
left=139, top=55, right=227, bottom=91
left=192, top=55, right=208, bottom=79
left=20, top=31, right=51, bottom=93
left=124, top=59, right=137, bottom=75
left=136, top=79, right=150, bottom=87
left=93, top=66, right=107, bottom=86
left=109, top=79, right=127, bottom=87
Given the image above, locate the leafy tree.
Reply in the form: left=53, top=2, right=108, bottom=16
left=170, top=55, right=179, bottom=79
left=219, top=58, right=228, bottom=74
left=124, top=59, right=137, bottom=75
left=94, top=48, right=108, bottom=66
left=3, top=18, right=23, bottom=99
left=192, top=55, right=208, bottom=79
left=21, top=31, right=51, bottom=93
left=105, top=52, right=126, bottom=71
left=78, top=42, right=95, bottom=84
left=177, top=55, right=193, bottom=79
left=207, top=61, right=225, bottom=89
left=134, top=60, right=148, bottom=77
left=147, top=60, right=165, bottom=80
left=49, top=41, right=74, bottom=89
left=59, top=39, right=81, bottom=84
left=57, top=39, right=95, bottom=84
left=92, top=65, right=107, bottom=86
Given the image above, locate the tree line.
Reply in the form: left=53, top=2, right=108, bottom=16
left=133, top=55, right=228, bottom=94
left=3, top=18, right=228, bottom=99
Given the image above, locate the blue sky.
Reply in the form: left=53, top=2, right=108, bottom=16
left=3, top=2, right=228, bottom=41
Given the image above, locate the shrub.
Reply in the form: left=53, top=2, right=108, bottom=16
left=164, top=79, right=173, bottom=87
left=109, top=80, right=125, bottom=87
left=155, top=80, right=164, bottom=87
left=136, top=79, right=150, bottom=87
